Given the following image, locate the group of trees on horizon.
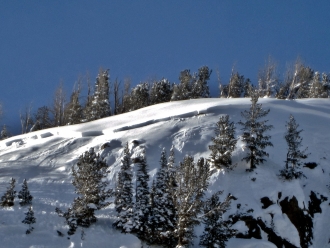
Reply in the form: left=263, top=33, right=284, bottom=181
left=0, top=57, right=329, bottom=138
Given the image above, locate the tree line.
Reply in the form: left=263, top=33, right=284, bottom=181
left=0, top=56, right=329, bottom=139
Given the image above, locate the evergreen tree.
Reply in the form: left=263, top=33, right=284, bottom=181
left=65, top=81, right=83, bottom=125
left=114, top=142, right=134, bottom=233
left=22, top=206, right=36, bottom=234
left=32, top=106, right=53, bottom=131
left=279, top=115, right=308, bottom=179
left=227, top=71, right=244, bottom=98
left=243, top=78, right=253, bottom=98
left=191, top=66, right=211, bottom=99
left=85, top=69, right=111, bottom=121
left=56, top=148, right=112, bottom=235
left=171, top=69, right=193, bottom=101
left=1, top=178, right=16, bottom=207
left=18, top=179, right=33, bottom=206
left=0, top=124, right=10, bottom=140
left=238, top=92, right=273, bottom=171
left=132, top=149, right=151, bottom=238
left=130, top=82, right=150, bottom=110
left=209, top=115, right=237, bottom=170
left=174, top=156, right=212, bottom=247
left=149, top=78, right=173, bottom=104
left=200, top=191, right=235, bottom=248
left=150, top=148, right=177, bottom=246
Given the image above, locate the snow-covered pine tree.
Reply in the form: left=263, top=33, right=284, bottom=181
left=258, top=56, right=278, bottom=98
left=33, top=106, right=53, bottom=131
left=18, top=179, right=33, bottom=206
left=149, top=78, right=173, bottom=105
left=279, top=114, right=308, bottom=179
left=239, top=92, right=273, bottom=171
left=174, top=156, right=212, bottom=247
left=22, top=205, right=36, bottom=234
left=209, top=115, right=237, bottom=170
left=227, top=71, right=244, bottom=98
left=191, top=66, right=211, bottom=99
left=150, top=148, right=177, bottom=246
left=130, top=82, right=150, bottom=111
left=84, top=69, right=111, bottom=121
left=64, top=80, right=83, bottom=125
left=171, top=69, right=193, bottom=101
left=132, top=149, right=151, bottom=239
left=1, top=177, right=16, bottom=207
left=199, top=191, right=235, bottom=248
left=114, top=142, right=134, bottom=233
left=243, top=78, right=253, bottom=98
left=56, top=148, right=113, bottom=235
left=1, top=124, right=9, bottom=140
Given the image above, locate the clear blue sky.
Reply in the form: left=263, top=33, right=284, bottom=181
left=1, top=1, right=330, bottom=134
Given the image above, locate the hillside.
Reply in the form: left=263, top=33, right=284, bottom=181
left=0, top=98, right=329, bottom=248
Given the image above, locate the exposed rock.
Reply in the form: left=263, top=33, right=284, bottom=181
left=260, top=197, right=274, bottom=209
left=304, top=162, right=317, bottom=169
left=280, top=196, right=313, bottom=248
left=308, top=191, right=328, bottom=217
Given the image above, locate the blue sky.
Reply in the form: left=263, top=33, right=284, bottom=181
left=1, top=1, right=330, bottom=134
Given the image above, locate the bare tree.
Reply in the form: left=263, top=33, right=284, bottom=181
left=20, top=103, right=34, bottom=134
left=258, top=56, right=278, bottom=97
left=53, top=81, right=66, bottom=126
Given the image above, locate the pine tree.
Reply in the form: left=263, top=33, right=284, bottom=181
left=32, top=106, right=53, bottom=131
left=132, top=149, right=151, bottom=238
left=114, top=142, right=134, bottom=233
left=0, top=124, right=9, bottom=140
left=53, top=82, right=66, bottom=126
left=171, top=69, right=193, bottom=101
left=279, top=115, right=308, bottom=179
left=239, top=92, right=273, bottom=171
left=191, top=66, right=211, bottom=99
left=228, top=71, right=244, bottom=98
left=22, top=205, right=36, bottom=234
left=149, top=78, right=173, bottom=104
left=150, top=148, right=177, bottom=246
left=84, top=69, right=111, bottom=121
left=130, top=82, right=150, bottom=110
left=174, top=156, right=212, bottom=247
left=209, top=115, right=237, bottom=170
left=199, top=192, right=235, bottom=248
left=1, top=178, right=16, bottom=207
left=56, top=148, right=112, bottom=235
left=65, top=80, right=83, bottom=125
left=18, top=179, right=33, bottom=206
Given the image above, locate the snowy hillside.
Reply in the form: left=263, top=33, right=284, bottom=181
left=0, top=98, right=330, bottom=248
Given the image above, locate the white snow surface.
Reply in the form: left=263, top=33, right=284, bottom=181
left=0, top=98, right=330, bottom=247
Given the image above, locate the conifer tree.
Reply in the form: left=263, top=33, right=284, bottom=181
left=239, top=92, right=273, bottom=171
left=191, top=66, right=211, bottom=99
left=132, top=149, right=151, bottom=238
left=199, top=191, right=235, bottom=248
left=114, top=142, right=134, bottom=233
left=279, top=115, right=308, bottom=179
left=174, top=156, right=212, bottom=247
left=18, top=179, right=33, bottom=206
left=56, top=148, right=112, bottom=235
left=149, top=78, right=173, bottom=104
left=130, top=82, right=150, bottom=110
left=32, top=106, right=53, bottom=131
left=1, top=178, right=16, bottom=207
left=150, top=148, right=177, bottom=246
left=227, top=71, right=244, bottom=98
left=84, top=69, right=111, bottom=121
left=1, top=124, right=9, bottom=140
left=171, top=69, right=193, bottom=101
left=22, top=206, right=36, bottom=234
left=65, top=80, right=83, bottom=125
left=209, top=115, right=237, bottom=170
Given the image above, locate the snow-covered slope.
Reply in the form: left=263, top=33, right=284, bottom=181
left=0, top=98, right=330, bottom=248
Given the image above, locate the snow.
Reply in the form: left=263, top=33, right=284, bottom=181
left=0, top=98, right=330, bottom=247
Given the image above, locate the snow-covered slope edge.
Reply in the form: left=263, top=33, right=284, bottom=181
left=0, top=98, right=329, bottom=248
